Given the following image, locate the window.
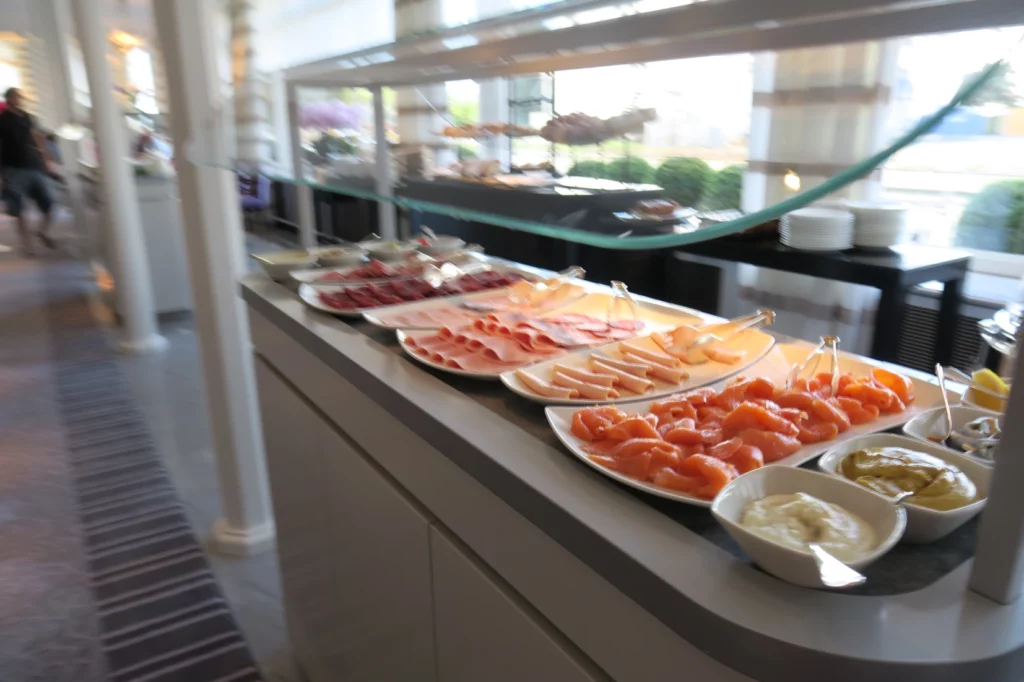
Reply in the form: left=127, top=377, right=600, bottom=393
left=125, top=47, right=158, bottom=115
left=880, top=27, right=1024, bottom=275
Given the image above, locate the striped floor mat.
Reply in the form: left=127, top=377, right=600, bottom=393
left=48, top=293, right=263, bottom=682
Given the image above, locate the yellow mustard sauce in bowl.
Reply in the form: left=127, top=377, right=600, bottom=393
left=840, top=447, right=976, bottom=511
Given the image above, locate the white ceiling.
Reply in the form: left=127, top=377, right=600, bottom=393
left=0, top=0, right=31, bottom=34
left=0, top=0, right=156, bottom=40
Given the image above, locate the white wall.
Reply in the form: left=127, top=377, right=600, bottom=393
left=0, top=0, right=32, bottom=34
left=251, top=0, right=394, bottom=73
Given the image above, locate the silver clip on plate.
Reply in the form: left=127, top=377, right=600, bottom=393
left=787, top=335, right=841, bottom=394
left=609, top=280, right=640, bottom=327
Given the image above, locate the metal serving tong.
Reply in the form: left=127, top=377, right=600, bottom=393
left=608, top=280, right=640, bottom=327
left=786, top=335, right=841, bottom=395
left=506, top=265, right=586, bottom=308
left=937, top=365, right=1008, bottom=401
left=653, top=309, right=775, bottom=365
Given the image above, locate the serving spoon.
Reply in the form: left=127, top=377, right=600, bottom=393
left=939, top=365, right=1008, bottom=401
left=807, top=543, right=866, bottom=589
left=933, top=363, right=955, bottom=444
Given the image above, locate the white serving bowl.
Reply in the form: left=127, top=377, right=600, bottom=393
left=252, top=250, right=318, bottom=280
left=417, top=236, right=466, bottom=257
left=311, top=245, right=366, bottom=267
left=902, top=405, right=1000, bottom=465
left=363, top=240, right=419, bottom=261
left=711, top=467, right=905, bottom=589
left=818, top=434, right=990, bottom=543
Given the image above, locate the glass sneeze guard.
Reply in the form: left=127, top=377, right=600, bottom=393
left=190, top=52, right=1008, bottom=251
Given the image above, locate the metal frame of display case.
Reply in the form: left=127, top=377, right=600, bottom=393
left=273, top=0, right=1024, bottom=249
left=507, top=72, right=555, bottom=166
left=265, top=0, right=1024, bottom=607
left=284, top=0, right=1023, bottom=87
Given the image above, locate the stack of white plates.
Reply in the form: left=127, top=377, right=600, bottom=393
left=845, top=201, right=909, bottom=248
left=780, top=208, right=854, bottom=251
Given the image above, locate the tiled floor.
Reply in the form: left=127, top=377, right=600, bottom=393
left=0, top=213, right=302, bottom=682
left=116, top=304, right=302, bottom=682
left=0, top=242, right=108, bottom=682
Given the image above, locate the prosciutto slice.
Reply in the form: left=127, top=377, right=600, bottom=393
left=478, top=337, right=537, bottom=364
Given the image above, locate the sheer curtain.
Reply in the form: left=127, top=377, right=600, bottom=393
left=731, top=42, right=900, bottom=357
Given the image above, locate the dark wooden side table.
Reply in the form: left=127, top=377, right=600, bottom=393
left=670, top=240, right=972, bottom=365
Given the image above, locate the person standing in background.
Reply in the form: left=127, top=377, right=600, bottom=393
left=0, top=88, right=59, bottom=256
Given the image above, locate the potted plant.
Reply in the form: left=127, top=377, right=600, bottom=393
left=701, top=164, right=745, bottom=211
left=605, top=157, right=655, bottom=184
left=654, top=157, right=712, bottom=208
left=955, top=179, right=1024, bottom=253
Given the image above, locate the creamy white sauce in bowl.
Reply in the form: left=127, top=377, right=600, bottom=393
left=741, top=493, right=877, bottom=563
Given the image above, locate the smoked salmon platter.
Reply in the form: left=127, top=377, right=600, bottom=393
left=501, top=328, right=776, bottom=405
left=544, top=343, right=945, bottom=507
left=395, top=293, right=712, bottom=379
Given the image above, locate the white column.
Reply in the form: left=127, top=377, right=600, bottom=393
left=268, top=70, right=290, bottom=172
left=287, top=81, right=316, bottom=248
left=71, top=0, right=165, bottom=354
left=229, top=0, right=271, bottom=168
left=479, top=78, right=510, bottom=168
left=372, top=86, right=397, bottom=240
left=970, top=346, right=1024, bottom=603
left=395, top=0, right=453, bottom=168
left=33, top=0, right=90, bottom=260
left=153, top=0, right=275, bottom=556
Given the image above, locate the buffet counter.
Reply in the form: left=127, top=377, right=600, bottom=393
left=242, top=271, right=1024, bottom=682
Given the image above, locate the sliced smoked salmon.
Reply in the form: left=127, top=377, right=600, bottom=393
left=650, top=398, right=698, bottom=422
left=809, top=398, right=852, bottom=432
left=709, top=437, right=744, bottom=460
left=588, top=452, right=652, bottom=480
left=661, top=424, right=703, bottom=445
left=603, top=416, right=661, bottom=441
left=651, top=468, right=702, bottom=493
left=735, top=429, right=802, bottom=462
left=678, top=454, right=738, bottom=498
left=794, top=418, right=840, bottom=444
left=834, top=396, right=880, bottom=424
left=871, top=368, right=915, bottom=404
left=839, top=381, right=897, bottom=410
left=730, top=445, right=764, bottom=474
left=571, top=406, right=627, bottom=441
left=722, top=402, right=801, bottom=438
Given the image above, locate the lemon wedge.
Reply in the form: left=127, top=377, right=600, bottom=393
left=971, top=368, right=1009, bottom=411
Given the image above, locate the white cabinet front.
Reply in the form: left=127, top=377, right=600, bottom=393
left=431, top=527, right=609, bottom=682
left=256, top=358, right=436, bottom=682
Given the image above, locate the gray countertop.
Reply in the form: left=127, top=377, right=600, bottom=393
left=241, top=272, right=1024, bottom=682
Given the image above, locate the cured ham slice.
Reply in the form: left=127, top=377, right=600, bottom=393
left=552, top=364, right=616, bottom=388
left=590, top=359, right=655, bottom=395
left=478, top=337, right=537, bottom=364
left=515, top=370, right=579, bottom=399
left=448, top=353, right=518, bottom=373
left=375, top=307, right=478, bottom=329
left=587, top=355, right=649, bottom=378
left=621, top=352, right=689, bottom=384
left=404, top=335, right=454, bottom=352
left=512, top=327, right=564, bottom=353
left=424, top=342, right=465, bottom=363
left=552, top=371, right=620, bottom=400
left=619, top=342, right=681, bottom=367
